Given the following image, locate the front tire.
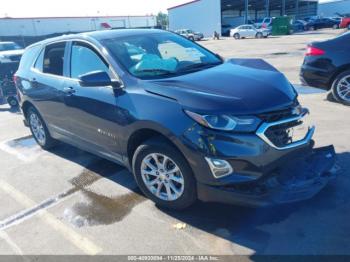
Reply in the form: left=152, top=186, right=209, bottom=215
left=233, top=33, right=240, bottom=40
left=132, top=138, right=197, bottom=210
left=27, top=107, right=57, bottom=149
left=331, top=70, right=350, bottom=106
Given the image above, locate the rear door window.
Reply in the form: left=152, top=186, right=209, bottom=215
left=42, top=42, right=66, bottom=76
left=70, top=42, right=109, bottom=79
left=18, top=45, right=42, bottom=72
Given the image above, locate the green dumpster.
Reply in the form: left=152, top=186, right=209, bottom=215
left=272, top=16, right=293, bottom=35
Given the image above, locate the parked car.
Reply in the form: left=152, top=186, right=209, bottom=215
left=305, top=18, right=339, bottom=30
left=0, top=42, right=23, bottom=107
left=261, top=17, right=273, bottom=29
left=292, top=20, right=307, bottom=32
left=15, top=29, right=336, bottom=209
left=230, top=25, right=269, bottom=39
left=339, top=17, right=350, bottom=29
left=0, top=74, right=18, bottom=107
left=175, top=29, right=204, bottom=41
left=254, top=18, right=264, bottom=28
left=331, top=17, right=342, bottom=29
left=0, top=42, right=24, bottom=63
left=300, top=31, right=350, bottom=105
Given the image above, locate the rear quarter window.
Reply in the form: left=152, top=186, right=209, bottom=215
left=18, top=45, right=42, bottom=72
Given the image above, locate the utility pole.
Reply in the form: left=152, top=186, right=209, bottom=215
left=266, top=0, right=270, bottom=17
left=245, top=0, right=249, bottom=23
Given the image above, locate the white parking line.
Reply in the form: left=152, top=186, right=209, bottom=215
left=0, top=231, right=24, bottom=255
left=0, top=136, right=44, bottom=162
left=0, top=179, right=102, bottom=255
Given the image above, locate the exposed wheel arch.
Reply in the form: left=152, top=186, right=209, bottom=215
left=22, top=101, right=36, bottom=118
left=328, top=65, right=350, bottom=90
left=127, top=128, right=187, bottom=169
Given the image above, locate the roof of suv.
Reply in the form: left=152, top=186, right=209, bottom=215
left=28, top=29, right=166, bottom=48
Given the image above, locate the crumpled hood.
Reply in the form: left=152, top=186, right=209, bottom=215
left=144, top=60, right=297, bottom=115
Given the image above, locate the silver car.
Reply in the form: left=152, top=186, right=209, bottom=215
left=230, top=25, right=269, bottom=39
left=175, top=29, right=204, bottom=41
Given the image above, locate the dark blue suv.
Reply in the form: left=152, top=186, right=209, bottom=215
left=15, top=29, right=337, bottom=209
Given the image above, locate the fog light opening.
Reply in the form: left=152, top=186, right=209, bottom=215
left=205, top=158, right=233, bottom=179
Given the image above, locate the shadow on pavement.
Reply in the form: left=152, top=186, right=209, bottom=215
left=0, top=106, right=21, bottom=114
left=48, top=142, right=350, bottom=254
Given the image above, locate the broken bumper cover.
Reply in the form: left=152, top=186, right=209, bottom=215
left=197, top=146, right=338, bottom=207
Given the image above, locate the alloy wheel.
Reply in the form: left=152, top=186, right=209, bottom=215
left=336, top=75, right=350, bottom=103
left=141, top=153, right=185, bottom=201
left=29, top=112, right=46, bottom=145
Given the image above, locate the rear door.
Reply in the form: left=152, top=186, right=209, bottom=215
left=26, top=42, right=72, bottom=135
left=62, top=41, right=123, bottom=160
left=238, top=26, right=247, bottom=37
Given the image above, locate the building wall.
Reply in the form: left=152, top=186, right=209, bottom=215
left=0, top=16, right=157, bottom=37
left=168, top=0, right=221, bottom=37
left=318, top=0, right=350, bottom=16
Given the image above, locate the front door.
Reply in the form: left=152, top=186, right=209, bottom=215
left=63, top=41, right=123, bottom=161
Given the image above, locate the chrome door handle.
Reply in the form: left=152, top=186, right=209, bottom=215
left=63, top=87, right=76, bottom=95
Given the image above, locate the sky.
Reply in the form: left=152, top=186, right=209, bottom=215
left=0, top=0, right=190, bottom=18
left=0, top=0, right=328, bottom=18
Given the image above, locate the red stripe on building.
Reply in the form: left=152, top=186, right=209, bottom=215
left=168, top=0, right=201, bottom=10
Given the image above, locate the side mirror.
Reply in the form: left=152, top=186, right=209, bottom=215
left=79, top=71, right=121, bottom=88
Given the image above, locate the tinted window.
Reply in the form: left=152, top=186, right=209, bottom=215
left=18, top=45, right=42, bottom=72
left=70, top=43, right=109, bottom=79
left=34, top=48, right=44, bottom=71
left=43, top=42, right=66, bottom=76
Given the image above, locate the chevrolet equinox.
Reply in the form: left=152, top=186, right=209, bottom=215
left=15, top=29, right=337, bottom=210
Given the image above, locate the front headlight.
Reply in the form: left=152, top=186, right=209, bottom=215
left=185, top=110, right=260, bottom=132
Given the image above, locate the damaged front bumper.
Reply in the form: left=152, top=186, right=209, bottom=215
left=197, top=145, right=338, bottom=207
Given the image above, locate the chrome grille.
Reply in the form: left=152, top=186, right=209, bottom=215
left=256, top=108, right=315, bottom=150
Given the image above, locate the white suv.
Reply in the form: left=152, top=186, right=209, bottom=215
left=175, top=29, right=204, bottom=41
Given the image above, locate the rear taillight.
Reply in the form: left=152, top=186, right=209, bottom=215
left=306, top=46, right=325, bottom=56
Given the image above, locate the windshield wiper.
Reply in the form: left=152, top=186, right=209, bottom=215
left=177, top=62, right=222, bottom=73
left=136, top=69, right=175, bottom=75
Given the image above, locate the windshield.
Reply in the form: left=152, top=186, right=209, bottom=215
left=102, top=32, right=222, bottom=79
left=0, top=42, right=22, bottom=51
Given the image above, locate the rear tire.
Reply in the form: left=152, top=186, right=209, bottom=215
left=331, top=70, right=350, bottom=106
left=256, top=32, right=263, bottom=39
left=233, top=33, right=240, bottom=40
left=132, top=138, right=197, bottom=210
left=27, top=107, right=57, bottom=149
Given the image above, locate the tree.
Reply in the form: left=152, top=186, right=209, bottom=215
left=157, top=12, right=168, bottom=29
